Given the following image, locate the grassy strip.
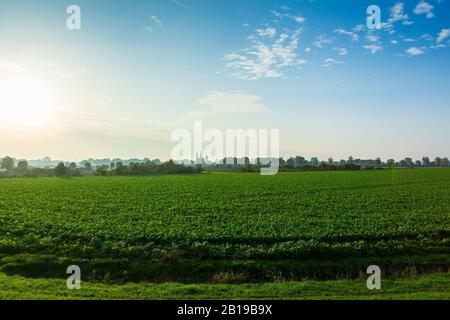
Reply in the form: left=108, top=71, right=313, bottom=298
left=0, top=272, right=448, bottom=300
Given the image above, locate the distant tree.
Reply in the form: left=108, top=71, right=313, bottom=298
left=310, top=157, right=319, bottom=167
left=422, top=157, right=430, bottom=167
left=328, top=158, right=333, bottom=165
left=69, top=162, right=77, bottom=169
left=415, top=160, right=422, bottom=167
left=16, top=160, right=28, bottom=175
left=54, top=162, right=68, bottom=176
left=110, top=162, right=116, bottom=170
left=347, top=156, right=354, bottom=165
left=286, top=158, right=295, bottom=166
left=84, top=162, right=92, bottom=170
left=1, top=156, right=15, bottom=171
left=442, top=157, right=449, bottom=167
left=295, top=156, right=306, bottom=166
left=399, top=160, right=407, bottom=167
left=375, top=157, right=382, bottom=167
left=404, top=157, right=413, bottom=167
left=435, top=157, right=442, bottom=167
left=17, top=160, right=28, bottom=170
left=96, top=165, right=109, bottom=176
left=387, top=159, right=396, bottom=168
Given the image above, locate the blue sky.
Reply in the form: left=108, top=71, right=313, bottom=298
left=0, top=0, right=449, bottom=161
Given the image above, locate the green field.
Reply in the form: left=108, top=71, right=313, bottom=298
left=0, top=169, right=449, bottom=299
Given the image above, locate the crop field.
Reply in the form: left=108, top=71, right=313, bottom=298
left=0, top=168, right=449, bottom=298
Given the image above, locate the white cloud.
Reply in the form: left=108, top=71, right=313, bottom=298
left=419, top=34, right=433, bottom=41
left=366, top=34, right=380, bottom=42
left=388, top=3, right=409, bottom=24
left=414, top=1, right=434, bottom=19
left=271, top=9, right=306, bottom=24
left=390, top=40, right=399, bottom=44
left=256, top=27, right=277, bottom=38
left=334, top=47, right=348, bottom=56
left=430, top=43, right=446, bottom=49
left=172, top=0, right=189, bottom=9
left=353, top=24, right=365, bottom=32
left=406, top=47, right=425, bottom=56
left=321, top=58, right=344, bottom=67
left=436, top=28, right=450, bottom=44
left=382, top=2, right=413, bottom=30
left=293, top=16, right=306, bottom=24
left=363, top=44, right=383, bottom=54
left=197, top=91, right=269, bottom=115
left=151, top=16, right=162, bottom=26
left=313, top=34, right=333, bottom=48
left=146, top=15, right=162, bottom=33
left=334, top=28, right=359, bottom=42
left=225, top=28, right=306, bottom=80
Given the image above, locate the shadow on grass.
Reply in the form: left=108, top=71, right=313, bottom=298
left=0, top=253, right=448, bottom=284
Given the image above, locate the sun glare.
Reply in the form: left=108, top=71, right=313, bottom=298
left=0, top=75, right=56, bottom=128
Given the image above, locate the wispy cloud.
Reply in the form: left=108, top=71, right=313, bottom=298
left=436, top=28, right=450, bottom=44
left=406, top=47, right=425, bottom=56
left=334, top=47, right=348, bottom=56
left=225, top=27, right=306, bottom=80
left=414, top=1, right=434, bottom=19
left=172, top=0, right=190, bottom=9
left=334, top=28, right=359, bottom=42
left=388, top=2, right=409, bottom=24
left=271, top=9, right=306, bottom=24
left=313, top=34, right=333, bottom=48
left=185, top=91, right=269, bottom=119
left=321, top=58, right=344, bottom=67
left=363, top=44, right=383, bottom=54
left=255, top=27, right=277, bottom=38
left=57, top=112, right=170, bottom=142
left=198, top=91, right=268, bottom=113
left=366, top=33, right=380, bottom=42
left=146, top=15, right=162, bottom=33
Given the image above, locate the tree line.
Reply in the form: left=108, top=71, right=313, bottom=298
left=0, top=155, right=449, bottom=178
left=210, top=156, right=450, bottom=172
left=0, top=156, right=201, bottom=178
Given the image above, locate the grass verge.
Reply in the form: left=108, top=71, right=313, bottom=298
left=0, top=272, right=448, bottom=300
